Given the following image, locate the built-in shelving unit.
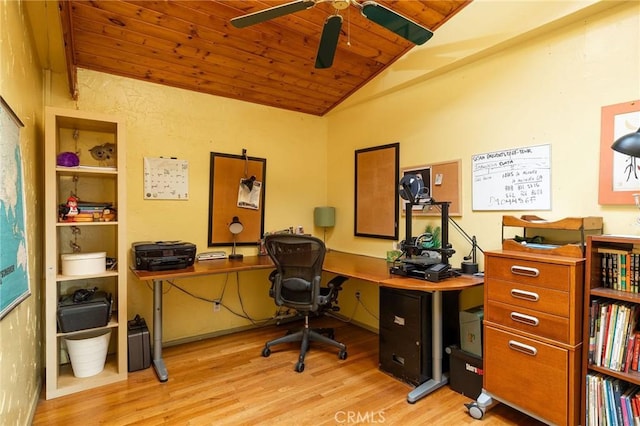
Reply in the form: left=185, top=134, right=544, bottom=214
left=582, top=235, right=640, bottom=424
left=44, top=107, right=127, bottom=399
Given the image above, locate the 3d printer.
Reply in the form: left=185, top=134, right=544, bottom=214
left=389, top=174, right=456, bottom=282
left=390, top=173, right=483, bottom=282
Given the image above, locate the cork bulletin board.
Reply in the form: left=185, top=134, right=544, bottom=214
left=208, top=152, right=266, bottom=246
left=354, top=143, right=399, bottom=240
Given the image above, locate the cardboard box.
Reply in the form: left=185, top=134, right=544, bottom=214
left=459, top=305, right=483, bottom=357
left=449, top=347, right=483, bottom=399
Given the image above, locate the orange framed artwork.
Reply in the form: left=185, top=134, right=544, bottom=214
left=599, top=100, right=640, bottom=205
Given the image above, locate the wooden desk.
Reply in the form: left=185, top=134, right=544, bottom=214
left=131, top=251, right=482, bottom=403
left=132, top=256, right=274, bottom=382
left=323, top=251, right=483, bottom=403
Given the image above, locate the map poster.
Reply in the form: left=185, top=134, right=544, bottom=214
left=0, top=97, right=30, bottom=319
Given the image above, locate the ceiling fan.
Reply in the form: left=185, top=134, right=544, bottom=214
left=230, top=0, right=434, bottom=69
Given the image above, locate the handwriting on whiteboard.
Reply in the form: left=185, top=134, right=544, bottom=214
left=472, top=144, right=551, bottom=211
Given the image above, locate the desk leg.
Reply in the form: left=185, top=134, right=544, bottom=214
left=407, top=290, right=448, bottom=403
left=152, top=279, right=168, bottom=382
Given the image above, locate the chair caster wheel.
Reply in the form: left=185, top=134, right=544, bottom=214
left=295, top=361, right=305, bottom=372
left=338, top=350, right=347, bottom=360
left=261, top=347, right=271, bottom=357
left=465, top=402, right=484, bottom=420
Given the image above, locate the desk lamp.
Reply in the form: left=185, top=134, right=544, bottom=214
left=314, top=206, right=335, bottom=243
left=228, top=216, right=244, bottom=259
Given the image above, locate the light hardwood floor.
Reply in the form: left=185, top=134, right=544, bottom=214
left=33, top=318, right=545, bottom=425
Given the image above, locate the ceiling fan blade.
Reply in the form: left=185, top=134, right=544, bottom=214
left=231, top=0, right=316, bottom=29
left=361, top=1, right=433, bottom=45
left=315, top=15, right=343, bottom=69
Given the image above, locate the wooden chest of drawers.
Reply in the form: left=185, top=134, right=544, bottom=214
left=484, top=250, right=584, bottom=425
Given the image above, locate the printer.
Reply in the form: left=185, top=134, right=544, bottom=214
left=132, top=241, right=196, bottom=271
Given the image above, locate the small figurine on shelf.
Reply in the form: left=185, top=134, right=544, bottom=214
left=101, top=207, right=116, bottom=222
left=89, top=143, right=116, bottom=166
left=67, top=196, right=79, bottom=217
left=59, top=196, right=79, bottom=222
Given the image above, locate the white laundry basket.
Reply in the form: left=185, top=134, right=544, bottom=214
left=65, top=329, right=111, bottom=378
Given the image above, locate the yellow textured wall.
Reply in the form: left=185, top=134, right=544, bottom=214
left=0, top=0, right=44, bottom=423
left=326, top=1, right=640, bottom=329
left=48, top=70, right=328, bottom=342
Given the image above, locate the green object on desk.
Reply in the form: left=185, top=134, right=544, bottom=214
left=386, top=250, right=402, bottom=262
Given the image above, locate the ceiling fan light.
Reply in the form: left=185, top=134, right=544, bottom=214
left=332, top=0, right=351, bottom=11
left=361, top=1, right=433, bottom=45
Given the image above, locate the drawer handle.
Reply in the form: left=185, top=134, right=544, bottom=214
left=508, top=340, right=538, bottom=356
left=510, top=265, right=539, bottom=277
left=510, top=312, right=539, bottom=326
left=510, top=289, right=540, bottom=302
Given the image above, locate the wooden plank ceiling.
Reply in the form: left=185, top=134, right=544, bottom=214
left=59, top=0, right=470, bottom=116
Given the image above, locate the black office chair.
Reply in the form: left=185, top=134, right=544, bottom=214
left=261, top=234, right=348, bottom=372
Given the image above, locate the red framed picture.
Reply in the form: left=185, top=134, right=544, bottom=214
left=599, top=100, right=640, bottom=205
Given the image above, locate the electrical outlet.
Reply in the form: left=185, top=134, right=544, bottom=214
left=213, top=300, right=221, bottom=312
left=355, top=291, right=361, bottom=300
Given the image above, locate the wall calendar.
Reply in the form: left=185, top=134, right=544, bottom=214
left=143, top=157, right=189, bottom=200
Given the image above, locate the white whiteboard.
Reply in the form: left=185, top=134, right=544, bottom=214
left=472, top=144, right=551, bottom=211
left=143, top=157, right=189, bottom=200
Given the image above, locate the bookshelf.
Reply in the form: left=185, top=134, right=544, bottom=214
left=583, top=235, right=640, bottom=425
left=44, top=107, right=128, bottom=399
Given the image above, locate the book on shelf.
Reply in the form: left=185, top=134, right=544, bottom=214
left=598, top=247, right=640, bottom=293
left=591, top=299, right=640, bottom=372
left=587, top=373, right=640, bottom=426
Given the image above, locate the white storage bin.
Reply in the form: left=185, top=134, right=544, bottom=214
left=61, top=252, right=106, bottom=276
left=65, top=329, right=111, bottom=378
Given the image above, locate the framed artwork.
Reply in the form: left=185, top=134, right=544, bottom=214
left=208, top=152, right=266, bottom=246
left=0, top=96, right=30, bottom=319
left=354, top=143, right=399, bottom=240
left=599, top=100, right=640, bottom=205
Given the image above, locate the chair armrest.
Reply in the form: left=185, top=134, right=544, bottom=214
left=327, top=275, right=348, bottom=289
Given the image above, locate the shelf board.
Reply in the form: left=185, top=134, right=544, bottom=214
left=56, top=315, right=119, bottom=338
left=56, top=166, right=117, bottom=176
left=50, top=355, right=126, bottom=399
left=56, top=270, right=119, bottom=282
left=590, top=286, right=640, bottom=303
left=588, top=364, right=640, bottom=385
left=57, top=221, right=118, bottom=227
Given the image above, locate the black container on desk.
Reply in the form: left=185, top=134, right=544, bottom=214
left=127, top=315, right=151, bottom=372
